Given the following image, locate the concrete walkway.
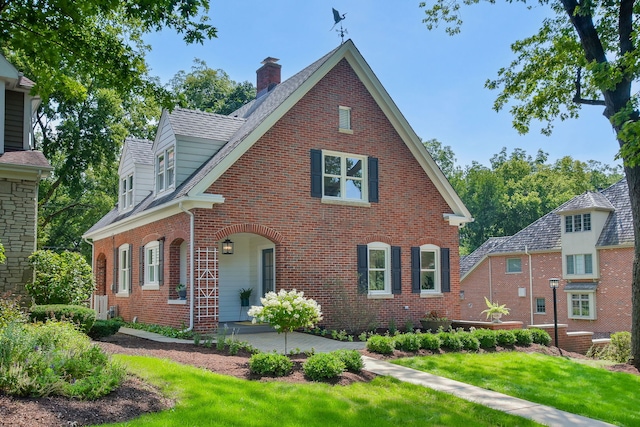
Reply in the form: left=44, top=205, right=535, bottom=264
left=117, top=327, right=615, bottom=427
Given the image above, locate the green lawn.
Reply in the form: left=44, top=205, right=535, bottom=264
left=96, top=355, right=543, bottom=427
left=393, top=352, right=639, bottom=427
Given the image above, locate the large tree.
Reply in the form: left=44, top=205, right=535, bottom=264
left=420, top=0, right=640, bottom=365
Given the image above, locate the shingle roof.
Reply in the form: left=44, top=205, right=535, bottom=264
left=167, top=108, right=245, bottom=141
left=461, top=178, right=632, bottom=277
left=0, top=150, right=51, bottom=168
left=125, top=138, right=153, bottom=165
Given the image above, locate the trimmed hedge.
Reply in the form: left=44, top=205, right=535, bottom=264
left=529, top=328, right=552, bottom=346
left=303, top=353, right=345, bottom=381
left=367, top=335, right=395, bottom=354
left=29, top=305, right=96, bottom=334
left=248, top=352, right=293, bottom=377
left=88, top=319, right=123, bottom=339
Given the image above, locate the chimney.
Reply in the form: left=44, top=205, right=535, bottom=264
left=256, top=57, right=281, bottom=97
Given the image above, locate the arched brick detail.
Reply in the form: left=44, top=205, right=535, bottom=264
left=415, top=238, right=446, bottom=248
left=213, top=223, right=284, bottom=244
left=362, top=234, right=393, bottom=245
left=140, top=233, right=162, bottom=246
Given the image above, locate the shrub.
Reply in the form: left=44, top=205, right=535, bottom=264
left=303, top=353, right=345, bottom=381
left=0, top=297, right=27, bottom=329
left=248, top=289, right=322, bottom=353
left=124, top=321, right=194, bottom=339
left=333, top=349, right=363, bottom=372
left=589, top=331, right=631, bottom=363
left=26, top=250, right=95, bottom=305
left=29, top=305, right=96, bottom=334
left=457, top=331, right=480, bottom=351
left=529, top=328, right=551, bottom=346
left=513, top=329, right=533, bottom=346
left=0, top=320, right=125, bottom=399
left=495, top=330, right=517, bottom=347
left=88, top=319, right=124, bottom=339
left=472, top=329, right=497, bottom=349
left=0, top=240, right=5, bottom=264
left=366, top=335, right=395, bottom=354
left=248, top=352, right=293, bottom=377
left=395, top=332, right=421, bottom=352
left=438, top=332, right=464, bottom=351
left=419, top=332, right=441, bottom=351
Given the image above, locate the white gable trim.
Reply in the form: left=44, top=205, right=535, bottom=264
left=83, top=194, right=225, bottom=241
left=186, top=41, right=472, bottom=224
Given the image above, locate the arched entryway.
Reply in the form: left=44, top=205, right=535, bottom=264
left=217, top=233, right=276, bottom=321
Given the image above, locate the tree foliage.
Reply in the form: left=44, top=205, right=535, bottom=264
left=170, top=58, right=256, bottom=115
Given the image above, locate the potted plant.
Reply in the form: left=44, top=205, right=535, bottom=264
left=176, top=283, right=187, bottom=300
left=239, top=287, right=253, bottom=307
left=481, top=297, right=510, bottom=323
left=419, top=310, right=452, bottom=332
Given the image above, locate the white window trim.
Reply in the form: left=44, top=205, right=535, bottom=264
left=120, top=173, right=134, bottom=211
left=506, top=257, right=522, bottom=274
left=117, top=244, right=130, bottom=296
left=566, top=253, right=594, bottom=276
left=565, top=213, right=592, bottom=233
left=368, top=242, right=390, bottom=295
left=156, top=146, right=175, bottom=194
left=144, top=241, right=160, bottom=288
left=566, top=291, right=596, bottom=320
left=420, top=244, right=440, bottom=294
left=322, top=150, right=368, bottom=202
left=338, top=106, right=353, bottom=134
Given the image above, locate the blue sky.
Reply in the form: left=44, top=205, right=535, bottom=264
left=144, top=1, right=620, bottom=169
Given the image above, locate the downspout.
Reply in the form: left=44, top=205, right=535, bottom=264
left=526, top=245, right=533, bottom=325
left=488, top=257, right=492, bottom=302
left=83, top=237, right=94, bottom=308
left=179, top=202, right=195, bottom=332
left=32, top=170, right=42, bottom=284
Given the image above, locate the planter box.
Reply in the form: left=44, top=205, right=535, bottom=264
left=420, top=319, right=452, bottom=332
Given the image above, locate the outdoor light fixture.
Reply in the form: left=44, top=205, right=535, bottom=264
left=549, top=278, right=560, bottom=352
left=222, top=238, right=234, bottom=255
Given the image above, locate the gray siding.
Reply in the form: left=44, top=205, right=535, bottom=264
left=176, top=138, right=225, bottom=187
left=4, top=90, right=24, bottom=151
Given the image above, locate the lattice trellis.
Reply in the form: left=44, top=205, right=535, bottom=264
left=195, top=247, right=218, bottom=321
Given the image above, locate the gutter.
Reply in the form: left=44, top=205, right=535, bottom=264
left=179, top=202, right=195, bottom=332
left=526, top=245, right=533, bottom=325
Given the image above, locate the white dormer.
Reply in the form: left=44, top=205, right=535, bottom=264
left=558, top=191, right=614, bottom=280
left=118, top=138, right=154, bottom=212
left=0, top=54, right=40, bottom=154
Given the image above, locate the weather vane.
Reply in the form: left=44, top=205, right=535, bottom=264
left=330, top=8, right=348, bottom=43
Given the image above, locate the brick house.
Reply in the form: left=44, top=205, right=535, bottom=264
left=460, top=179, right=632, bottom=337
left=83, top=40, right=472, bottom=332
left=0, top=55, right=52, bottom=297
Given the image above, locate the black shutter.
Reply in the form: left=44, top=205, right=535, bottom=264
left=112, top=247, right=118, bottom=292
left=158, top=238, right=165, bottom=285
left=391, top=246, right=401, bottom=294
left=441, top=247, right=450, bottom=293
left=411, top=247, right=421, bottom=293
left=357, top=244, right=368, bottom=294
left=128, top=244, right=133, bottom=294
left=368, top=157, right=379, bottom=203
left=139, top=246, right=145, bottom=286
left=310, top=149, right=322, bottom=198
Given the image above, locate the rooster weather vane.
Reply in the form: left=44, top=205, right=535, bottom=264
left=330, top=8, right=348, bottom=43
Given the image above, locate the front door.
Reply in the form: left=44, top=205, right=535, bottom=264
left=262, top=248, right=274, bottom=296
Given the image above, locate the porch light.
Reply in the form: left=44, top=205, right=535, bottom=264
left=222, top=238, right=234, bottom=255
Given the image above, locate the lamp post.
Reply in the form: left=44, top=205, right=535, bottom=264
left=549, top=278, right=560, bottom=349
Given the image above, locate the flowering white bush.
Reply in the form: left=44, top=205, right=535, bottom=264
left=248, top=289, right=322, bottom=353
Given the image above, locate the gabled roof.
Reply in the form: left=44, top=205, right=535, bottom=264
left=125, top=138, right=154, bottom=165
left=85, top=40, right=471, bottom=240
left=461, top=178, right=632, bottom=279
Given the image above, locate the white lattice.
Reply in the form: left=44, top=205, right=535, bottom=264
left=195, top=247, right=218, bottom=320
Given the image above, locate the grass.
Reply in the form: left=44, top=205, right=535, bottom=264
left=94, top=355, right=543, bottom=427
left=393, top=352, right=640, bottom=427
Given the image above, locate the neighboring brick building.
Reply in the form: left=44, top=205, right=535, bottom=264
left=0, top=55, right=52, bottom=298
left=83, top=40, right=472, bottom=332
left=460, top=179, right=632, bottom=338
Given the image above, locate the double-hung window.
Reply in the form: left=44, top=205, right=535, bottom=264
left=568, top=292, right=596, bottom=319
left=368, top=243, right=390, bottom=294
left=565, top=213, right=591, bottom=233
left=323, top=151, right=366, bottom=201
left=566, top=254, right=593, bottom=275
left=535, top=297, right=546, bottom=314
left=419, top=245, right=439, bottom=293
left=145, top=242, right=160, bottom=286
left=120, top=174, right=133, bottom=210
left=506, top=257, right=522, bottom=273
left=156, top=147, right=175, bottom=193
left=118, top=244, right=130, bottom=294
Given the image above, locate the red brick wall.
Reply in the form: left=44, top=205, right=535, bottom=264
left=92, top=58, right=462, bottom=331
left=461, top=248, right=633, bottom=336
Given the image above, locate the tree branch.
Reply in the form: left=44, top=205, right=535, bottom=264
left=573, top=67, right=606, bottom=106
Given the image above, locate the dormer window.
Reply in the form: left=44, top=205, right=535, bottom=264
left=156, top=147, right=174, bottom=193
left=565, top=213, right=591, bottom=233
left=120, top=174, right=133, bottom=210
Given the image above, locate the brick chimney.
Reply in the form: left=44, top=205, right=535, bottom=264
left=256, top=57, right=281, bottom=97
